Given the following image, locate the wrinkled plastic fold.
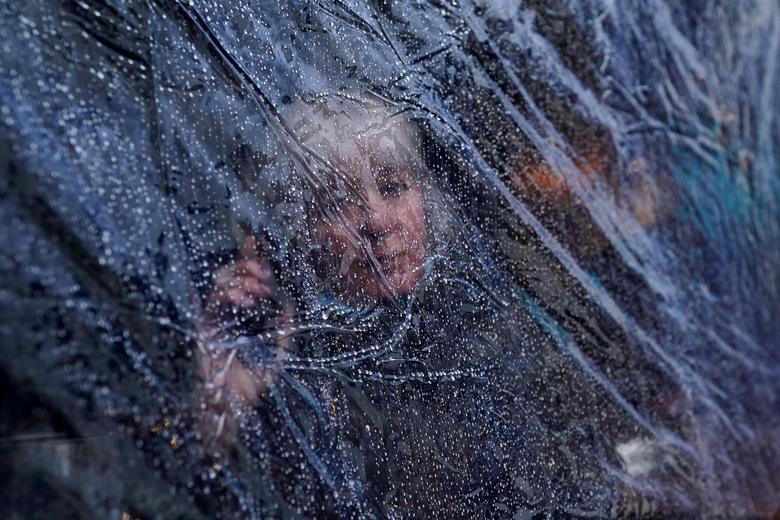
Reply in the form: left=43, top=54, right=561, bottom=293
left=1, top=0, right=778, bottom=518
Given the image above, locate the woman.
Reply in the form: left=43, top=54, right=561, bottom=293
left=199, top=93, right=661, bottom=517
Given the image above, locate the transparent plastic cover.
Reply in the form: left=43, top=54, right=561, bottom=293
left=1, top=0, right=779, bottom=518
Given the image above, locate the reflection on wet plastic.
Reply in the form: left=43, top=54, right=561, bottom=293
left=1, top=0, right=779, bottom=518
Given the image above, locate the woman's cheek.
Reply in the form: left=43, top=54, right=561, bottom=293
left=405, top=208, right=429, bottom=257
left=396, top=195, right=428, bottom=244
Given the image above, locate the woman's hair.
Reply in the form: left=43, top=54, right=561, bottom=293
left=225, top=91, right=458, bottom=304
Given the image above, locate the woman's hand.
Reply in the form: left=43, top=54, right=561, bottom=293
left=207, top=235, right=274, bottom=315
left=199, top=235, right=281, bottom=452
left=198, top=341, right=270, bottom=451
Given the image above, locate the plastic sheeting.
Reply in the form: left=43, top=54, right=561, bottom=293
left=1, top=0, right=779, bottom=518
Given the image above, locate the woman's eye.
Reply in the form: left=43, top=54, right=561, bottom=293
left=380, top=181, right=408, bottom=198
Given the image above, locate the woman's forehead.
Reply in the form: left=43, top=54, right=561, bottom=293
left=311, top=155, right=418, bottom=198
left=286, top=96, right=420, bottom=153
left=282, top=95, right=424, bottom=195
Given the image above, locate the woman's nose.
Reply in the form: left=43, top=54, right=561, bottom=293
left=359, top=198, right=394, bottom=239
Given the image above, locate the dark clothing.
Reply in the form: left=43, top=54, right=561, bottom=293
left=229, top=248, right=657, bottom=518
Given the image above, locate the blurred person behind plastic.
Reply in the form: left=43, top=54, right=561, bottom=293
left=195, top=92, right=686, bottom=516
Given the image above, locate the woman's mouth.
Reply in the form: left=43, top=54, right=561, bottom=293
left=375, top=250, right=403, bottom=264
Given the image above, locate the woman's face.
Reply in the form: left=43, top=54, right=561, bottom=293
left=310, top=161, right=430, bottom=302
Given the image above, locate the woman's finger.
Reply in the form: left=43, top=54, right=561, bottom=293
left=239, top=234, right=258, bottom=260
left=233, top=260, right=271, bottom=281
left=226, top=287, right=256, bottom=308
left=237, top=276, right=272, bottom=298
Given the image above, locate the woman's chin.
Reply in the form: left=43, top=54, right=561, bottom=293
left=379, top=258, right=425, bottom=299
left=337, top=266, right=422, bottom=302
left=387, top=269, right=422, bottom=297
